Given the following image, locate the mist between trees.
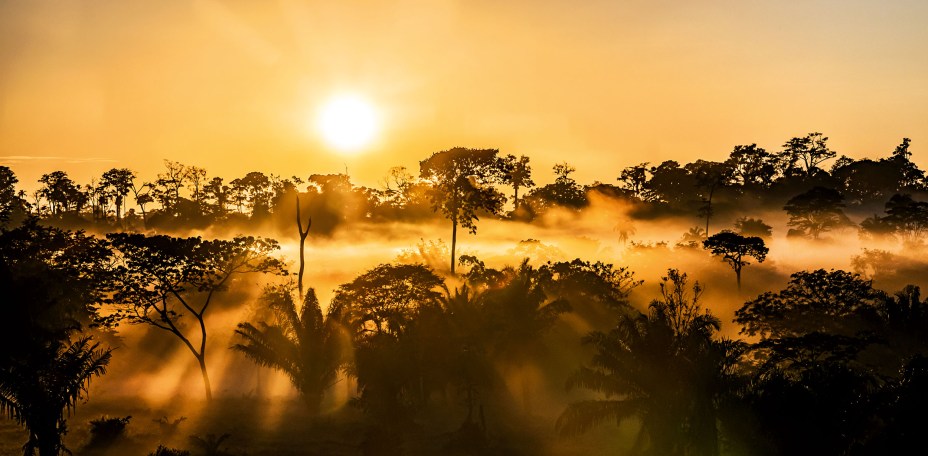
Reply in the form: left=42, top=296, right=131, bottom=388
left=2, top=136, right=928, bottom=455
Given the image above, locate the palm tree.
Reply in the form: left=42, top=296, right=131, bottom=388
left=557, top=270, right=742, bottom=456
left=0, top=337, right=112, bottom=456
left=233, top=286, right=346, bottom=413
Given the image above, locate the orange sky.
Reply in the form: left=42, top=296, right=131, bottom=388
left=2, top=0, right=928, bottom=189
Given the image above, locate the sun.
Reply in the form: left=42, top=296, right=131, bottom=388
left=316, top=94, right=379, bottom=152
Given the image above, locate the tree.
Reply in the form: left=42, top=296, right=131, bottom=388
left=107, top=234, right=284, bottom=400
left=0, top=220, right=114, bottom=455
left=233, top=286, right=345, bottom=413
left=734, top=270, right=889, bottom=454
left=329, top=263, right=445, bottom=339
left=0, top=166, right=28, bottom=226
left=685, top=160, right=731, bottom=235
left=783, top=186, right=852, bottom=239
left=703, top=231, right=768, bottom=290
left=882, top=194, right=928, bottom=246
left=617, top=162, right=649, bottom=200
left=889, top=138, right=925, bottom=192
left=781, top=132, right=836, bottom=177
left=725, top=144, right=776, bottom=189
left=558, top=270, right=741, bottom=456
left=99, top=168, right=136, bottom=226
left=419, top=148, right=507, bottom=274
left=152, top=160, right=190, bottom=214
left=645, top=160, right=697, bottom=206
left=502, top=154, right=535, bottom=212
left=734, top=217, right=772, bottom=240
left=38, top=171, right=85, bottom=216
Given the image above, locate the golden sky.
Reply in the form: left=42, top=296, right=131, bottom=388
left=2, top=0, right=928, bottom=188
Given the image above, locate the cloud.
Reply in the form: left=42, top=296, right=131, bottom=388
left=0, top=155, right=116, bottom=165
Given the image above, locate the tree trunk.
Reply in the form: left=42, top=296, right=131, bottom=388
left=197, top=354, right=213, bottom=401
left=513, top=186, right=520, bottom=212
left=451, top=219, right=458, bottom=274
left=296, top=195, right=311, bottom=300
left=735, top=267, right=742, bottom=291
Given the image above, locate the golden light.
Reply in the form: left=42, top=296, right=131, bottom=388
left=315, top=94, right=379, bottom=152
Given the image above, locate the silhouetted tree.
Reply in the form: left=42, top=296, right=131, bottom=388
left=618, top=162, right=649, bottom=200
left=502, top=154, right=535, bottom=212
left=783, top=186, right=852, bottom=239
left=882, top=194, right=928, bottom=246
left=38, top=171, right=85, bottom=216
left=735, top=269, right=890, bottom=454
left=725, top=144, right=776, bottom=189
left=0, top=220, right=114, bottom=456
left=889, top=137, right=924, bottom=192
left=0, top=166, right=29, bottom=226
left=645, top=160, right=697, bottom=207
left=558, top=270, right=741, bottom=456
left=686, top=160, right=731, bottom=236
left=734, top=217, right=772, bottom=240
left=99, top=168, right=135, bottom=226
left=781, top=132, right=836, bottom=178
left=524, top=162, right=588, bottom=212
left=233, top=286, right=346, bottom=413
left=703, top=231, right=768, bottom=290
left=107, top=234, right=284, bottom=400
left=419, top=148, right=507, bottom=274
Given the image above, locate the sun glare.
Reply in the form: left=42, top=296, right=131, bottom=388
left=316, top=94, right=379, bottom=152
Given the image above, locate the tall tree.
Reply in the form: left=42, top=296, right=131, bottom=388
left=99, top=168, right=136, bottom=226
left=685, top=160, right=731, bottom=236
left=502, top=154, right=535, bottom=212
left=703, top=231, right=768, bottom=290
left=107, top=234, right=284, bottom=400
left=419, top=148, right=507, bottom=274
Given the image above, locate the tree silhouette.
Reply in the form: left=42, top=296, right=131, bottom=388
left=0, top=166, right=29, bottom=226
left=783, top=186, right=852, bottom=239
left=882, top=194, right=928, bottom=246
left=38, top=171, right=85, bottom=216
left=618, top=162, right=649, bottom=200
left=734, top=270, right=889, bottom=454
left=502, top=154, right=535, bottom=212
left=703, top=231, right=768, bottom=290
left=733, top=217, right=772, bottom=240
left=0, top=220, right=114, bottom=455
left=99, top=168, right=135, bottom=227
left=233, top=286, right=345, bottom=413
left=1, top=338, right=112, bottom=456
left=419, top=148, right=507, bottom=274
left=725, top=144, right=776, bottom=189
left=685, top=160, right=731, bottom=236
left=107, top=233, right=284, bottom=400
left=781, top=132, right=836, bottom=178
left=558, top=270, right=741, bottom=456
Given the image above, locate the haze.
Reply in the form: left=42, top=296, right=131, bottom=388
left=3, top=0, right=928, bottom=187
